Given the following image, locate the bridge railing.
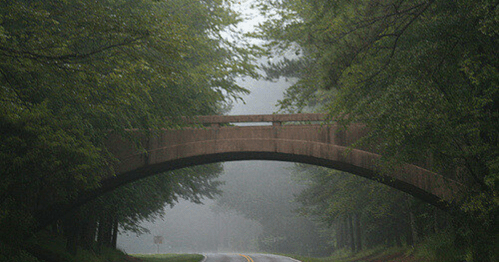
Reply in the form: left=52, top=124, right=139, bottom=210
left=186, top=113, right=328, bottom=126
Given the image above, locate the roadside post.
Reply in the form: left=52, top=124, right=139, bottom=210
left=153, top=236, right=163, bottom=254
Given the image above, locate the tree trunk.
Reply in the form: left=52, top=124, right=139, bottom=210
left=406, top=220, right=414, bottom=246
left=96, top=214, right=113, bottom=252
left=336, top=220, right=344, bottom=249
left=409, top=210, right=419, bottom=245
left=111, top=217, right=119, bottom=249
left=394, top=217, right=404, bottom=247
left=103, top=215, right=114, bottom=247
left=395, top=231, right=402, bottom=247
left=433, top=208, right=439, bottom=234
left=347, top=214, right=355, bottom=253
left=354, top=213, right=362, bottom=252
left=62, top=214, right=80, bottom=255
left=80, top=215, right=97, bottom=250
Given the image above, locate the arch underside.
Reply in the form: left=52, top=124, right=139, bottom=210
left=105, top=139, right=459, bottom=210
left=36, top=138, right=460, bottom=231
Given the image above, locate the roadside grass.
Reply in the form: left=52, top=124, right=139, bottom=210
left=131, top=253, right=204, bottom=262
left=413, top=230, right=469, bottom=262
left=10, top=230, right=205, bottom=262
left=20, top=230, right=131, bottom=262
left=278, top=246, right=422, bottom=262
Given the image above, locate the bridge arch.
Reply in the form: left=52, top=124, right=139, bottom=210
left=36, top=114, right=463, bottom=230
left=104, top=138, right=459, bottom=210
left=103, top=114, right=462, bottom=209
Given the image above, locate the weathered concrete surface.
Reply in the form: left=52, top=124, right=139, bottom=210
left=104, top=114, right=464, bottom=209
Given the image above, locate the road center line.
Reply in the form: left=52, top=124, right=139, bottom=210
left=238, top=254, right=255, bottom=262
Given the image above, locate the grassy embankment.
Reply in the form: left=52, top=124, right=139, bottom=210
left=2, top=230, right=205, bottom=262
left=2, top=231, right=123, bottom=262
left=130, top=254, right=204, bottom=262
left=283, top=246, right=428, bottom=262
left=2, top=230, right=138, bottom=262
left=5, top=229, right=202, bottom=262
left=279, top=230, right=490, bottom=262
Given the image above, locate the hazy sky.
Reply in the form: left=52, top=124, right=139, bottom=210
left=229, top=0, right=289, bottom=116
left=231, top=77, right=288, bottom=115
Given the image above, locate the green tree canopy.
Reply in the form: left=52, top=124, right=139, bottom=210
left=254, top=0, right=499, bottom=261
left=253, top=0, right=497, bottom=260
left=255, top=0, right=498, bottom=212
left=0, top=0, right=257, bottom=247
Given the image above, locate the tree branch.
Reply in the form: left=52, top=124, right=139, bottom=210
left=0, top=35, right=148, bottom=62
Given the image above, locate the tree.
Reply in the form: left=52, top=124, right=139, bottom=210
left=62, top=164, right=223, bottom=253
left=293, top=164, right=448, bottom=253
left=0, top=0, right=257, bottom=257
left=253, top=0, right=497, bottom=260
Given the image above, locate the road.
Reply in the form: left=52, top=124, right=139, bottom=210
left=202, top=253, right=301, bottom=262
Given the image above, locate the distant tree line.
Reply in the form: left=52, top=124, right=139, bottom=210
left=292, top=165, right=455, bottom=255
left=58, top=164, right=223, bottom=255
left=215, top=162, right=332, bottom=256
left=214, top=163, right=455, bottom=258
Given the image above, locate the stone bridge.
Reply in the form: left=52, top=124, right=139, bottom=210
left=36, top=113, right=464, bottom=230
left=103, top=113, right=463, bottom=209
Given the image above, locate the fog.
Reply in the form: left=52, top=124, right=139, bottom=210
left=116, top=1, right=305, bottom=254
left=117, top=160, right=299, bottom=254
left=116, top=198, right=262, bottom=253
left=117, top=75, right=301, bottom=254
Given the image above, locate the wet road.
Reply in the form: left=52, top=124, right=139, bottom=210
left=202, top=253, right=301, bottom=262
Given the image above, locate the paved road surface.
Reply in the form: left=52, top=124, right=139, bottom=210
left=202, top=253, right=301, bottom=262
